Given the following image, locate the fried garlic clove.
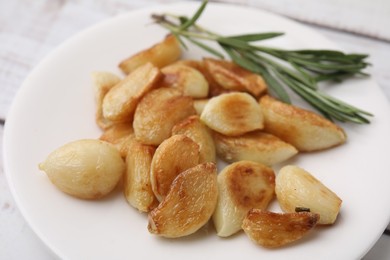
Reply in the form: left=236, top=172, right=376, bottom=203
left=213, top=161, right=275, bottom=237
left=172, top=115, right=216, bottom=163
left=242, top=209, right=319, bottom=248
left=133, top=87, right=196, bottom=145
left=124, top=140, right=158, bottom=212
left=161, top=64, right=209, bottom=98
left=119, top=34, right=181, bottom=74
left=203, top=58, right=267, bottom=97
left=193, top=99, right=209, bottom=116
left=200, top=92, right=264, bottom=136
left=276, top=165, right=342, bottom=225
left=213, top=131, right=297, bottom=166
left=102, top=63, right=162, bottom=122
left=91, top=71, right=122, bottom=130
left=172, top=59, right=231, bottom=97
left=150, top=134, right=200, bottom=201
left=91, top=71, right=122, bottom=90
left=39, top=139, right=125, bottom=200
left=260, top=95, right=347, bottom=152
left=148, top=162, right=218, bottom=238
left=99, top=122, right=135, bottom=158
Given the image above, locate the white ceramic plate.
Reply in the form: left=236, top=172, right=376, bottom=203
left=4, top=2, right=390, bottom=259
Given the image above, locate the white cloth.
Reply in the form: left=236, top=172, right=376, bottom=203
left=216, top=0, right=390, bottom=41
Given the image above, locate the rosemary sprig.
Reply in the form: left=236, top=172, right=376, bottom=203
left=151, top=0, right=373, bottom=124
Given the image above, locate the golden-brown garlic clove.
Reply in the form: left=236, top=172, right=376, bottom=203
left=200, top=92, right=264, bottom=136
left=133, top=87, right=196, bottom=145
left=124, top=140, right=158, bottom=212
left=203, top=58, right=267, bottom=97
left=260, top=95, right=347, bottom=152
left=119, top=34, right=181, bottom=74
left=148, top=162, right=218, bottom=238
left=212, top=161, right=275, bottom=237
left=150, top=134, right=200, bottom=201
left=242, top=209, right=319, bottom=248
left=172, top=115, right=216, bottom=163
left=99, top=122, right=135, bottom=158
left=213, top=131, right=297, bottom=166
left=102, top=63, right=162, bottom=122
left=161, top=64, right=209, bottom=98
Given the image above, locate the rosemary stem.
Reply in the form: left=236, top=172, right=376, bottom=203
left=150, top=0, right=372, bottom=124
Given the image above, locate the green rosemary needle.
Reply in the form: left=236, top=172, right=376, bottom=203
left=151, top=0, right=373, bottom=124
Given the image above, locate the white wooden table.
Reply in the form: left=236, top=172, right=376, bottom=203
left=1, top=0, right=390, bottom=259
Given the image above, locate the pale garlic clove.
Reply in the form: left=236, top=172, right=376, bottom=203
left=213, top=131, right=298, bottom=166
left=172, top=115, right=216, bottom=163
left=150, top=134, right=200, bottom=201
left=148, top=162, right=218, bottom=238
left=133, top=87, right=196, bottom=145
left=102, top=63, right=162, bottom=122
left=212, top=161, right=275, bottom=237
left=200, top=92, right=264, bottom=136
left=119, top=34, right=181, bottom=74
left=275, top=165, right=342, bottom=225
left=260, top=95, right=347, bottom=152
left=161, top=63, right=209, bottom=98
left=124, top=140, right=158, bottom=212
left=91, top=71, right=121, bottom=130
left=242, top=209, right=319, bottom=248
left=38, top=139, right=125, bottom=200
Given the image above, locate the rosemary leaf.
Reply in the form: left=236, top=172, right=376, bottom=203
left=290, top=58, right=367, bottom=72
left=179, top=0, right=208, bottom=30
left=226, top=32, right=284, bottom=42
left=216, top=37, right=253, bottom=50
left=185, top=36, right=225, bottom=58
left=245, top=51, right=317, bottom=90
left=293, top=49, right=347, bottom=57
left=289, top=61, right=317, bottom=85
left=314, top=71, right=355, bottom=82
